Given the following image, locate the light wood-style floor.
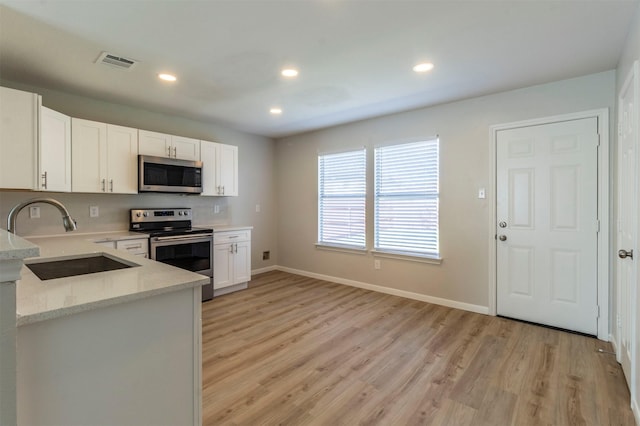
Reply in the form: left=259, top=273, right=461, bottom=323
left=202, top=271, right=634, bottom=425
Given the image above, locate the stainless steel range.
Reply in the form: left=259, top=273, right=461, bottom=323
left=130, top=208, right=213, bottom=301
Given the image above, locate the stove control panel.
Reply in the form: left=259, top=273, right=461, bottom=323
left=130, top=208, right=192, bottom=223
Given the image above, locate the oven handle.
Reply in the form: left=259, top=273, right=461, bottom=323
left=152, top=234, right=213, bottom=242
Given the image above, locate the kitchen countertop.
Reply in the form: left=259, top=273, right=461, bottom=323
left=0, top=229, right=40, bottom=261
left=16, top=233, right=209, bottom=326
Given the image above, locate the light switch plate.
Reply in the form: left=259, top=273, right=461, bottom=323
left=89, top=206, right=99, bottom=218
left=478, top=187, right=486, bottom=199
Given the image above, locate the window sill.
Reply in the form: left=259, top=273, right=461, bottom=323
left=315, top=243, right=368, bottom=255
left=370, top=249, right=442, bottom=265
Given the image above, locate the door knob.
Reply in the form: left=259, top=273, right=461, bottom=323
left=618, top=249, right=633, bottom=259
left=498, top=235, right=507, bottom=241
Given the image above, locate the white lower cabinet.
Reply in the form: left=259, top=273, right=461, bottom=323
left=214, top=229, right=251, bottom=291
left=94, top=237, right=149, bottom=258
left=115, top=238, right=149, bottom=258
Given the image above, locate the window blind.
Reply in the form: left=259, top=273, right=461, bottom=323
left=374, top=139, right=439, bottom=257
left=318, top=149, right=366, bottom=248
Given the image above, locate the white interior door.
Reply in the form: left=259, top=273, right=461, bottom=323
left=617, top=61, right=638, bottom=394
left=496, top=118, right=599, bottom=335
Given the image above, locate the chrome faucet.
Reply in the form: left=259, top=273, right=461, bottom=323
left=7, top=198, right=77, bottom=234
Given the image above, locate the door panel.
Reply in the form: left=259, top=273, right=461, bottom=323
left=617, top=62, right=638, bottom=391
left=496, top=118, right=599, bottom=335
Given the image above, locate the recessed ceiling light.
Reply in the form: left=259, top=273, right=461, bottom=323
left=270, top=107, right=283, bottom=115
left=413, top=63, right=434, bottom=73
left=281, top=68, right=299, bottom=78
left=158, top=73, right=177, bottom=82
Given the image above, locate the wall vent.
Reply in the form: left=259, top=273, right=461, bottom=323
left=95, top=52, right=138, bottom=71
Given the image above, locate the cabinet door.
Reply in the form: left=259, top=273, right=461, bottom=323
left=72, top=118, right=107, bottom=193
left=107, top=124, right=138, bottom=194
left=200, top=140, right=219, bottom=196
left=213, top=244, right=233, bottom=289
left=0, top=87, right=39, bottom=189
left=233, top=240, right=251, bottom=283
left=218, top=144, right=238, bottom=196
left=39, top=106, right=71, bottom=192
left=139, top=130, right=172, bottom=158
left=172, top=135, right=200, bottom=161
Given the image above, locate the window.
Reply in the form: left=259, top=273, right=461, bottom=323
left=318, top=148, right=366, bottom=249
left=374, top=138, right=439, bottom=257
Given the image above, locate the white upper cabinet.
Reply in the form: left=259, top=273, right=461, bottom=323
left=0, top=87, right=40, bottom=189
left=200, top=140, right=238, bottom=196
left=106, top=124, right=139, bottom=193
left=39, top=106, right=71, bottom=192
left=172, top=135, right=200, bottom=161
left=218, top=143, right=238, bottom=196
left=72, top=118, right=138, bottom=194
left=139, top=130, right=200, bottom=161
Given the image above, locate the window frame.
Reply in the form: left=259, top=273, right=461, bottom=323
left=373, top=137, right=440, bottom=260
left=316, top=147, right=367, bottom=251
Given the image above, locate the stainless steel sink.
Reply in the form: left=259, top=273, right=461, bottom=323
left=26, top=253, right=138, bottom=281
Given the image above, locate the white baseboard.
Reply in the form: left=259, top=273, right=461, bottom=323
left=274, top=266, right=489, bottom=315
left=251, top=265, right=279, bottom=275
left=632, top=396, right=639, bottom=426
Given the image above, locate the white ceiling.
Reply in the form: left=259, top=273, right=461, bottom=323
left=0, top=1, right=637, bottom=138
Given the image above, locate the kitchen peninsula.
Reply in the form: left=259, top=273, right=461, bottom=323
left=14, top=233, right=208, bottom=425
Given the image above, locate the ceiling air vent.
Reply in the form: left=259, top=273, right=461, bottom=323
left=95, top=52, right=138, bottom=71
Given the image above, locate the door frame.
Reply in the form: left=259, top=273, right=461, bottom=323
left=488, top=109, right=610, bottom=340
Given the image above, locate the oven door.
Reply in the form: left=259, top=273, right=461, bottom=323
left=150, top=234, right=213, bottom=301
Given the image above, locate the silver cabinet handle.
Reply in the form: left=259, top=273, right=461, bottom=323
left=109, top=179, right=114, bottom=192
left=619, top=249, right=633, bottom=259
left=41, top=171, right=48, bottom=189
left=498, top=235, right=507, bottom=241
left=173, top=146, right=177, bottom=158
left=229, top=244, right=234, bottom=253
left=222, top=185, right=225, bottom=195
left=101, top=178, right=106, bottom=192
left=167, top=146, right=172, bottom=157
left=125, top=244, right=142, bottom=250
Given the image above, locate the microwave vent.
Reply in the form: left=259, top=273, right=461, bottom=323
left=96, top=52, right=138, bottom=71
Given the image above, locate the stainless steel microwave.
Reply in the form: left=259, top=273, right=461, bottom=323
left=138, top=155, right=203, bottom=194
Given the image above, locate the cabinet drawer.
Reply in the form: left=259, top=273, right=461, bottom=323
left=214, top=230, right=250, bottom=244
left=116, top=238, right=149, bottom=255
left=94, top=240, right=115, bottom=249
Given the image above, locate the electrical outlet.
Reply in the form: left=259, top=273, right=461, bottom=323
left=256, top=204, right=261, bottom=213
left=89, top=206, right=99, bottom=218
left=478, top=187, right=486, bottom=199
left=262, top=251, right=270, bottom=260
left=214, top=205, right=220, bottom=214
left=374, top=259, right=381, bottom=270
left=29, top=206, right=40, bottom=219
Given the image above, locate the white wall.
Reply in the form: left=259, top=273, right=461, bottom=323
left=0, top=81, right=278, bottom=271
left=275, top=71, right=615, bottom=310
left=615, top=2, right=640, bottom=420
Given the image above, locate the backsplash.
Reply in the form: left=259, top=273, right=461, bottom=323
left=0, top=191, right=230, bottom=237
